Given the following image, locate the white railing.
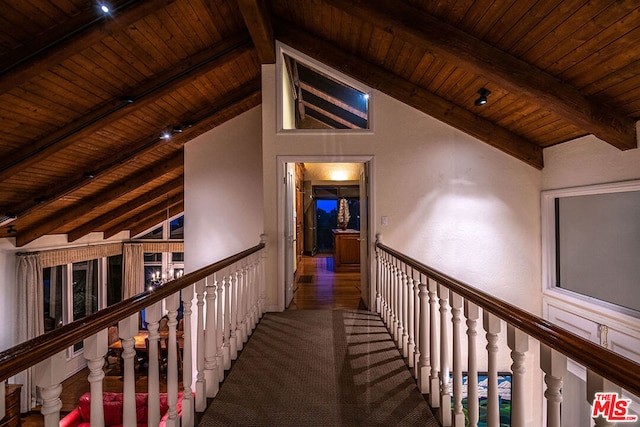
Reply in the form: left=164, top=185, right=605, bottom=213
left=376, top=237, right=640, bottom=427
left=0, top=238, right=266, bottom=427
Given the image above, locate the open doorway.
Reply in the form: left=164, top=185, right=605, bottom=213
left=283, top=161, right=371, bottom=310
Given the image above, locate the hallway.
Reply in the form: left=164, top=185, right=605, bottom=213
left=200, top=254, right=437, bottom=426
left=289, top=254, right=365, bottom=311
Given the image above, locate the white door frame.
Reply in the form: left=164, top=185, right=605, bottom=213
left=276, top=155, right=376, bottom=311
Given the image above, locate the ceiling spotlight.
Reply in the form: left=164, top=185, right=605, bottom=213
left=160, top=131, right=172, bottom=140
left=99, top=3, right=110, bottom=14
left=474, top=88, right=491, bottom=106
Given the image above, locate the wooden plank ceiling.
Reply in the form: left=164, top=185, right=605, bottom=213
left=1, top=0, right=639, bottom=246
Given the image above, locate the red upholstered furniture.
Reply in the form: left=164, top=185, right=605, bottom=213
left=59, top=392, right=184, bottom=427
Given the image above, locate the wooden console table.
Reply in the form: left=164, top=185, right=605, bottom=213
left=332, top=229, right=360, bottom=272
left=1, top=384, right=22, bottom=427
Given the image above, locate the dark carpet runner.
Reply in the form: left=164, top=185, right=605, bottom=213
left=199, top=309, right=438, bottom=426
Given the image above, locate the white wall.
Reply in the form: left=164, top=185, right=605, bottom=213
left=262, top=63, right=543, bottom=315
left=183, top=106, right=264, bottom=273
left=543, top=134, right=640, bottom=189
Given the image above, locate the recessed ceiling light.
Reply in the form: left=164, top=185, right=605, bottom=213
left=160, top=131, right=172, bottom=140
left=99, top=3, right=110, bottom=14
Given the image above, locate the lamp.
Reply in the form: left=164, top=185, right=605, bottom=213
left=474, top=88, right=491, bottom=106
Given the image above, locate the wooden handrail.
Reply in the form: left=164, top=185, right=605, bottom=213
left=376, top=242, right=640, bottom=397
left=0, top=242, right=265, bottom=382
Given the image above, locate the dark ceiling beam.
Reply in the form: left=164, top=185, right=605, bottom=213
left=121, top=200, right=185, bottom=240
left=322, top=0, right=637, bottom=151
left=237, top=0, right=276, bottom=63
left=302, top=102, right=360, bottom=129
left=67, top=177, right=183, bottom=242
left=0, top=0, right=170, bottom=94
left=15, top=152, right=184, bottom=247
left=0, top=34, right=253, bottom=183
left=276, top=22, right=543, bottom=169
left=299, top=82, right=367, bottom=119
left=103, top=193, right=184, bottom=239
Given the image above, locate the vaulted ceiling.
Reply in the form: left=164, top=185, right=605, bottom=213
left=1, top=0, right=639, bottom=246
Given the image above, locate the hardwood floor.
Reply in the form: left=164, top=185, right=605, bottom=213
left=289, top=254, right=364, bottom=310
left=21, top=254, right=360, bottom=426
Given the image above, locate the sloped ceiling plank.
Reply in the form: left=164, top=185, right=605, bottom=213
left=322, top=0, right=637, bottom=151
left=125, top=201, right=185, bottom=239
left=276, top=22, right=543, bottom=169
left=67, top=177, right=184, bottom=242
left=15, top=152, right=184, bottom=247
left=103, top=193, right=184, bottom=239
left=0, top=0, right=172, bottom=95
left=0, top=34, right=252, bottom=183
left=237, top=0, right=276, bottom=63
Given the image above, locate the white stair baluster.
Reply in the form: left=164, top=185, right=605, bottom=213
left=417, top=277, right=430, bottom=393
left=395, top=260, right=404, bottom=346
left=34, top=350, right=66, bottom=427
left=587, top=369, right=622, bottom=427
left=84, top=329, right=108, bottom=426
left=216, top=274, right=225, bottom=381
left=375, top=241, right=382, bottom=314
left=223, top=270, right=231, bottom=370
left=465, top=301, right=480, bottom=427
left=428, top=277, right=440, bottom=408
left=230, top=267, right=239, bottom=360
left=381, top=253, right=389, bottom=327
left=204, top=275, right=219, bottom=397
left=145, top=303, right=162, bottom=427
left=438, top=283, right=451, bottom=427
left=250, top=255, right=259, bottom=330
left=385, top=253, right=392, bottom=329
left=401, top=265, right=409, bottom=357
left=181, top=283, right=195, bottom=427
left=165, top=292, right=180, bottom=427
left=195, top=278, right=208, bottom=410
left=406, top=267, right=416, bottom=368
left=507, top=325, right=529, bottom=427
left=412, top=270, right=421, bottom=379
left=119, top=314, right=138, bottom=427
left=450, top=291, right=465, bottom=427
left=483, top=311, right=501, bottom=427
left=540, top=344, right=566, bottom=427
left=236, top=264, right=246, bottom=351
left=391, top=258, right=399, bottom=340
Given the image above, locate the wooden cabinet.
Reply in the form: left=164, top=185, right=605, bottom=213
left=1, top=384, right=22, bottom=427
left=333, top=230, right=360, bottom=272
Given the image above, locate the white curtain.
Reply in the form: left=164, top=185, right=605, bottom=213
left=16, top=253, right=44, bottom=412
left=123, top=243, right=144, bottom=298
